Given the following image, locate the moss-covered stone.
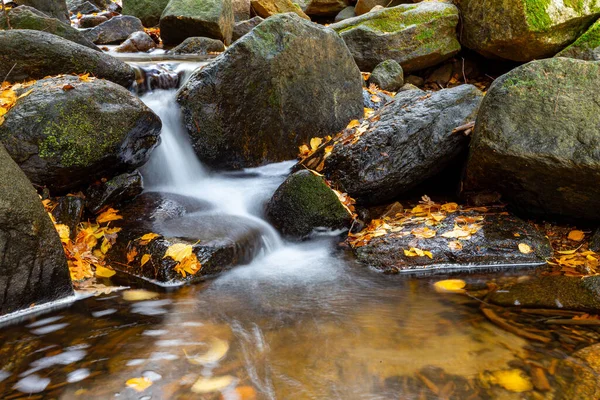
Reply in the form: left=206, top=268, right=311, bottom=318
left=160, top=0, right=234, bottom=45
left=266, top=170, right=352, bottom=238
left=123, top=0, right=170, bottom=27
left=454, top=0, right=600, bottom=61
left=0, top=76, right=161, bottom=193
left=556, top=18, right=600, bottom=60
left=463, top=58, right=600, bottom=221
left=14, top=0, right=69, bottom=22
left=0, top=6, right=98, bottom=50
left=329, top=2, right=460, bottom=72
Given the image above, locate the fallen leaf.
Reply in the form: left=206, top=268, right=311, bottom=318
left=346, top=119, right=360, bottom=129
left=100, top=238, right=111, bottom=254
left=404, top=247, right=433, bottom=259
left=122, top=289, right=159, bottom=301
left=139, top=232, right=160, bottom=245
left=191, top=375, right=235, bottom=394
left=55, top=224, right=70, bottom=243
left=127, top=247, right=138, bottom=264
left=309, top=137, right=322, bottom=151
left=411, top=227, right=436, bottom=239
left=567, top=230, right=585, bottom=242
left=140, top=254, right=151, bottom=267
left=518, top=243, right=532, bottom=254
left=185, top=338, right=229, bottom=365
left=126, top=377, right=152, bottom=392
left=164, top=243, right=193, bottom=262
left=448, top=240, right=463, bottom=251
left=434, top=279, right=466, bottom=294
left=485, top=369, right=533, bottom=393
left=173, top=254, right=202, bottom=277
left=95, top=265, right=116, bottom=278
left=96, top=208, right=122, bottom=224
left=62, top=84, right=75, bottom=91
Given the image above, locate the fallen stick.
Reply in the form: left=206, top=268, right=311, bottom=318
left=451, top=121, right=475, bottom=136
left=481, top=307, right=552, bottom=343
left=544, top=319, right=600, bottom=326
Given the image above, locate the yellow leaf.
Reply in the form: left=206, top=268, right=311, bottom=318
left=122, top=289, right=159, bottom=301
left=126, top=247, right=138, bottom=264
left=96, top=208, right=122, bottom=224
left=434, top=279, right=466, bottom=294
left=298, top=144, right=310, bottom=157
left=448, top=240, right=463, bottom=251
left=101, top=238, right=111, bottom=254
left=173, top=254, right=202, bottom=277
left=55, top=224, right=70, bottom=243
left=486, top=369, right=533, bottom=393
left=79, top=73, right=91, bottom=82
left=370, top=95, right=381, bottom=103
left=518, top=243, right=532, bottom=254
left=441, top=203, right=459, bottom=213
left=185, top=338, right=229, bottom=365
left=17, top=89, right=34, bottom=99
left=411, top=227, right=436, bottom=239
left=164, top=243, right=193, bottom=262
left=95, top=265, right=116, bottom=278
left=191, top=375, right=235, bottom=394
left=139, top=232, right=160, bottom=245
left=557, top=248, right=579, bottom=255
left=404, top=247, right=433, bottom=258
left=126, top=377, right=152, bottom=392
left=309, top=137, right=322, bottom=151
left=568, top=230, right=585, bottom=242
left=140, top=254, right=151, bottom=267
left=346, top=119, right=360, bottom=129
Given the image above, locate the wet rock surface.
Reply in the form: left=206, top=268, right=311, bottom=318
left=0, top=6, right=99, bottom=50
left=177, top=13, right=363, bottom=169
left=0, top=30, right=135, bottom=87
left=0, top=145, right=72, bottom=316
left=325, top=85, right=483, bottom=205
left=353, top=208, right=551, bottom=274
left=51, top=195, right=85, bottom=239
left=488, top=275, right=600, bottom=312
left=463, top=58, right=600, bottom=221
left=85, top=171, right=144, bottom=214
left=0, top=76, right=161, bottom=193
left=266, top=170, right=352, bottom=238
left=106, top=192, right=267, bottom=285
left=555, top=343, right=600, bottom=400
left=86, top=15, right=145, bottom=45
left=329, top=3, right=461, bottom=72
left=160, top=0, right=234, bottom=45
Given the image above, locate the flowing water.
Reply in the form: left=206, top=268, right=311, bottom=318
left=0, top=61, right=594, bottom=399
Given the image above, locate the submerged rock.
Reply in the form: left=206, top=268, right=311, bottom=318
left=0, top=144, right=72, bottom=316
left=160, top=0, right=234, bottom=45
left=0, top=30, right=135, bottom=87
left=122, top=0, right=170, bottom=27
left=266, top=170, right=352, bottom=238
left=555, top=343, right=600, bottom=400
left=106, top=192, right=267, bottom=285
left=463, top=58, right=600, bottom=221
left=454, top=0, right=600, bottom=61
left=232, top=16, right=263, bottom=41
left=14, top=0, right=69, bottom=22
left=354, top=210, right=551, bottom=273
left=85, top=171, right=144, bottom=214
left=0, top=6, right=99, bottom=50
left=487, top=275, right=600, bottom=312
left=329, top=3, right=461, bottom=72
left=86, top=15, right=145, bottom=44
left=168, top=36, right=225, bottom=54
left=325, top=85, right=483, bottom=205
left=250, top=0, right=309, bottom=20
left=368, top=59, right=404, bottom=91
left=177, top=13, right=363, bottom=169
left=0, top=76, right=161, bottom=193
left=556, top=19, right=600, bottom=61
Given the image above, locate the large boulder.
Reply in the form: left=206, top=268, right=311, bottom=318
left=0, top=76, right=161, bottom=193
left=329, top=2, right=460, bottom=72
left=177, top=13, right=363, bottom=169
left=323, top=85, right=483, bottom=205
left=232, top=0, right=250, bottom=21
left=463, top=58, right=600, bottom=221
left=266, top=170, right=352, bottom=238
left=556, top=19, right=600, bottom=61
left=86, top=15, right=145, bottom=45
left=454, top=0, right=600, bottom=62
left=250, top=0, right=309, bottom=20
left=122, top=0, right=170, bottom=27
left=14, top=0, right=69, bottom=22
left=0, top=30, right=135, bottom=87
left=160, top=0, right=234, bottom=45
left=0, top=145, right=72, bottom=316
left=352, top=207, right=551, bottom=273
left=106, top=192, right=267, bottom=286
left=0, top=6, right=99, bottom=50
left=555, top=344, right=600, bottom=400
left=167, top=36, right=225, bottom=54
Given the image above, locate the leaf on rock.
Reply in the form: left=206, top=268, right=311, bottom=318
left=448, top=240, right=463, bottom=251
left=100, top=238, right=111, bottom=254
left=309, top=137, right=322, bottom=151
left=518, top=243, right=532, bottom=254
left=126, top=377, right=152, bottom=392
left=164, top=243, right=193, bottom=262
left=567, top=230, right=585, bottom=242
left=96, top=208, right=123, bottom=224
left=140, top=254, right=151, bottom=267
left=126, top=247, right=138, bottom=264
left=95, top=265, right=116, bottom=278
left=404, top=247, right=433, bottom=259
left=55, top=224, right=70, bottom=243
left=138, top=232, right=160, bottom=245
left=346, top=119, right=360, bottom=129
left=411, top=227, right=436, bottom=239
left=173, top=254, right=202, bottom=278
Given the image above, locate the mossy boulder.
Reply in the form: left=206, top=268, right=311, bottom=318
left=0, top=6, right=99, bottom=50
left=488, top=275, right=600, bottom=311
left=160, top=0, right=234, bottom=45
left=266, top=170, right=352, bottom=238
left=250, top=0, right=309, bottom=20
left=368, top=59, right=404, bottom=91
left=324, top=85, right=483, bottom=205
left=329, top=2, right=460, bottom=72
left=0, top=144, right=72, bottom=316
left=86, top=15, right=145, bottom=45
left=122, top=0, right=170, bottom=27
left=463, top=58, right=600, bottom=221
left=556, top=18, right=600, bottom=60
left=14, top=0, right=69, bottom=22
left=177, top=13, right=363, bottom=169
left=0, top=76, right=161, bottom=193
left=167, top=36, right=225, bottom=54
left=0, top=30, right=135, bottom=87
left=454, top=0, right=600, bottom=61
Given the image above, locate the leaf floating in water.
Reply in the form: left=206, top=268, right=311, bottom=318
left=481, top=369, right=533, bottom=393
left=95, top=265, right=115, bottom=278
left=122, top=289, right=159, bottom=301
left=185, top=338, right=230, bottom=365
left=191, top=375, right=236, bottom=394
left=126, top=377, right=152, bottom=392
left=434, top=279, right=466, bottom=294
left=567, top=230, right=585, bottom=242
left=518, top=243, right=532, bottom=254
